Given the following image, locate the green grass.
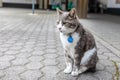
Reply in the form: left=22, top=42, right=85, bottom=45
left=111, top=60, right=120, bottom=80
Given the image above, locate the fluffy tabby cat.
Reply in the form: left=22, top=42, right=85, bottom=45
left=56, top=8, right=98, bottom=76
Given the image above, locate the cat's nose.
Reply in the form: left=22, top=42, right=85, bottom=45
left=59, top=28, right=62, bottom=32
left=59, top=28, right=61, bottom=30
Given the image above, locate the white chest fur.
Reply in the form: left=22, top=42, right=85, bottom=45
left=60, top=32, right=80, bottom=58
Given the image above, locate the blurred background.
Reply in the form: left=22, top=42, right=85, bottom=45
left=0, top=0, right=120, bottom=15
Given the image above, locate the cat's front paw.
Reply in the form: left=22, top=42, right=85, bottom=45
left=63, top=67, right=72, bottom=74
left=71, top=71, right=79, bottom=76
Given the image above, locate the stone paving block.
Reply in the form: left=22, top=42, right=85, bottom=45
left=99, top=59, right=114, bottom=67
left=5, top=66, right=26, bottom=74
left=57, top=63, right=65, bottom=71
left=0, top=47, right=8, bottom=52
left=35, top=43, right=46, bottom=47
left=43, top=53, right=58, bottom=59
left=20, top=70, right=43, bottom=80
left=25, top=42, right=36, bottom=45
left=0, top=52, right=4, bottom=56
left=93, top=71, right=113, bottom=80
left=57, top=52, right=64, bottom=56
left=31, top=50, right=45, bottom=56
left=105, top=66, right=116, bottom=74
left=26, top=62, right=43, bottom=70
left=98, top=54, right=108, bottom=60
left=42, top=59, right=59, bottom=66
left=46, top=45, right=57, bottom=49
left=55, top=71, right=77, bottom=80
left=5, top=41, right=16, bottom=44
left=0, top=42, right=4, bottom=45
left=16, top=52, right=32, bottom=58
left=34, top=47, right=46, bottom=51
left=37, top=40, right=47, bottom=43
left=45, top=49, right=57, bottom=54
left=46, top=43, right=56, bottom=47
left=117, top=63, right=120, bottom=70
left=109, top=57, right=120, bottom=62
left=97, top=51, right=104, bottom=55
left=35, top=40, right=47, bottom=47
left=24, top=45, right=35, bottom=49
left=47, top=40, right=56, bottom=43
left=0, top=70, right=5, bottom=78
left=40, top=76, right=55, bottom=80
left=56, top=48, right=64, bottom=54
left=12, top=58, right=29, bottom=66
left=57, top=56, right=65, bottom=70
left=13, top=43, right=24, bottom=46
left=28, top=56, right=44, bottom=62
left=4, top=50, right=19, bottom=55
left=0, top=55, right=15, bottom=62
left=9, top=46, right=22, bottom=50
left=0, top=61, right=11, bottom=69
left=20, top=48, right=33, bottom=53
left=0, top=44, right=12, bottom=48
left=96, top=63, right=105, bottom=71
left=77, top=73, right=99, bottom=80
left=98, top=48, right=111, bottom=53
left=103, top=52, right=117, bottom=57
left=1, top=73, right=21, bottom=80
left=41, top=66, right=60, bottom=76
left=114, top=44, right=120, bottom=50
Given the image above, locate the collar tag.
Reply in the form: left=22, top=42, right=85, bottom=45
left=68, top=36, right=73, bottom=43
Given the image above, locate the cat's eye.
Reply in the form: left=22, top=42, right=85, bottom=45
left=71, top=23, right=76, bottom=26
left=69, top=26, right=75, bottom=28
left=62, top=21, right=66, bottom=25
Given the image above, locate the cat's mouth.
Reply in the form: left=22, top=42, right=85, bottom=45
left=58, top=28, right=63, bottom=32
left=59, top=29, right=62, bottom=32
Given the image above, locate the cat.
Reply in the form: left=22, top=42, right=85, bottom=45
left=56, top=8, right=98, bottom=76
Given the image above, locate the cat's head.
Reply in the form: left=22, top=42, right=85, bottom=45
left=56, top=8, right=79, bottom=35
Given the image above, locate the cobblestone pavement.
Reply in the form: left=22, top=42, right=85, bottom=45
left=0, top=8, right=120, bottom=80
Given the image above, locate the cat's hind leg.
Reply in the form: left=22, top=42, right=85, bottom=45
left=71, top=66, right=79, bottom=76
left=71, top=65, right=88, bottom=76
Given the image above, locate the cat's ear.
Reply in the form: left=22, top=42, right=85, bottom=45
left=56, top=8, right=63, bottom=16
left=69, top=8, right=76, bottom=18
